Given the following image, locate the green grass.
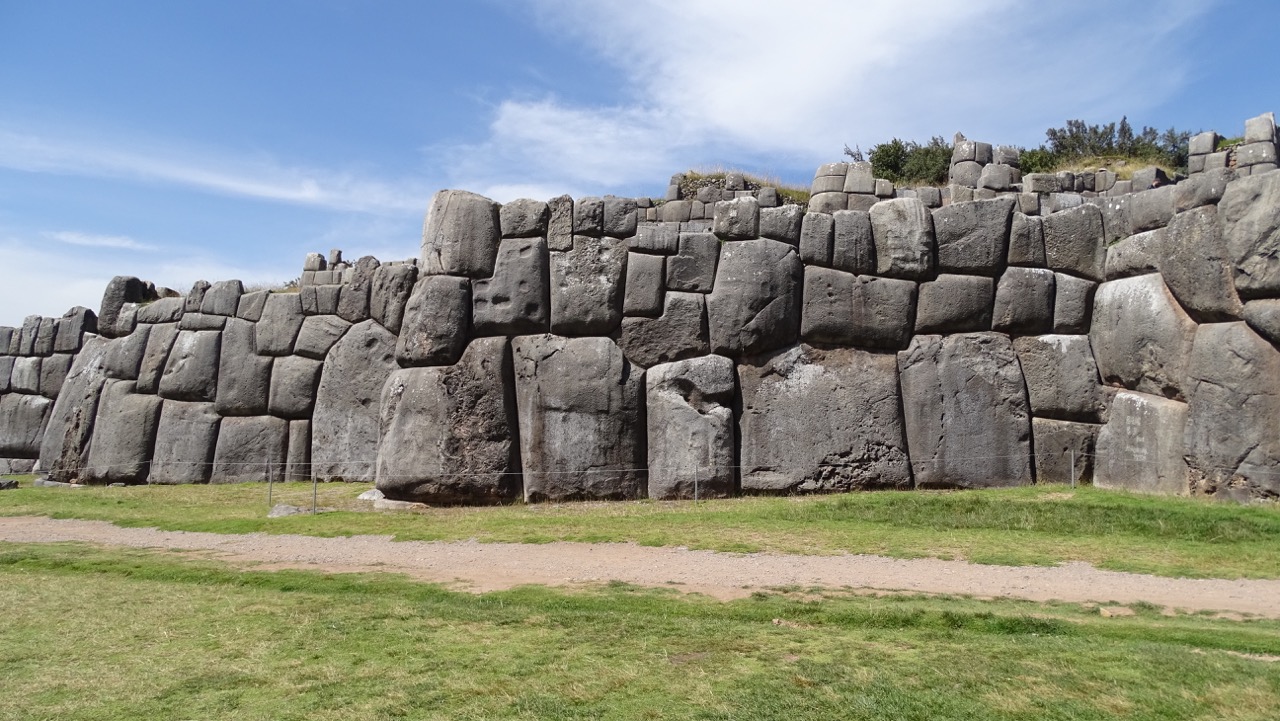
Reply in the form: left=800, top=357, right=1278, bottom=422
left=3, top=482, right=1279, bottom=579
left=1, top=543, right=1277, bottom=720
left=678, top=168, right=811, bottom=206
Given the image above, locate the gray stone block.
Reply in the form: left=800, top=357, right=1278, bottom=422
left=573, top=196, right=605, bottom=236
left=0, top=356, right=11, bottom=392
left=801, top=268, right=915, bottom=349
left=1189, top=131, right=1218, bottom=156
left=500, top=198, right=549, bottom=238
left=336, top=256, right=379, bottom=323
left=33, top=317, right=55, bottom=356
left=914, top=274, right=993, bottom=334
left=807, top=192, right=848, bottom=214
left=712, top=197, right=760, bottom=240
left=644, top=355, right=735, bottom=500
left=759, top=204, right=803, bottom=245
left=1238, top=141, right=1278, bottom=167
left=102, top=324, right=151, bottom=381
left=211, top=415, right=288, bottom=483
left=1032, top=418, right=1098, bottom=485
left=1094, top=390, right=1188, bottom=495
left=978, top=164, right=1018, bottom=191
left=99, top=276, right=154, bottom=338
left=178, top=312, right=226, bottom=331
left=511, top=335, right=645, bottom=502
left=149, top=400, right=219, bottom=484
left=1104, top=228, right=1163, bottom=280
left=215, top=319, right=271, bottom=416
left=603, top=196, right=638, bottom=237
left=740, top=345, right=912, bottom=493
left=286, top=420, right=310, bottom=481
left=473, top=237, right=550, bottom=336
left=295, top=315, right=352, bottom=361
left=37, top=336, right=110, bottom=481
left=1042, top=203, right=1105, bottom=281
left=200, top=280, right=243, bottom=317
left=135, top=323, right=178, bottom=394
left=870, top=198, right=934, bottom=280
left=549, top=235, right=626, bottom=335
left=846, top=194, right=878, bottom=212
left=757, top=187, right=779, bottom=207
left=1008, top=213, right=1045, bottom=266
left=1127, top=186, right=1176, bottom=233
left=376, top=338, right=520, bottom=504
left=1053, top=274, right=1096, bottom=334
left=832, top=210, right=875, bottom=274
left=1174, top=168, right=1234, bottom=212
left=842, top=161, right=875, bottom=194
left=811, top=175, right=846, bottom=194
left=665, top=231, right=720, bottom=293
left=268, top=355, right=322, bottom=419
left=898, top=332, right=1033, bottom=488
left=950, top=160, right=982, bottom=188
left=396, top=275, right=469, bottom=366
left=136, top=297, right=184, bottom=325
left=1242, top=299, right=1280, bottom=345
left=875, top=179, right=894, bottom=198
left=622, top=252, right=664, bottom=317
left=54, top=307, right=96, bottom=353
left=1091, top=274, right=1196, bottom=400
left=1013, top=335, right=1105, bottom=421
left=312, top=320, right=398, bottom=482
left=951, top=141, right=976, bottom=164
left=0, top=393, right=52, bottom=458
left=17, top=316, right=39, bottom=355
left=659, top=200, right=692, bottom=223
left=256, top=293, right=305, bottom=356
left=1022, top=173, right=1059, bottom=194
left=158, top=330, right=221, bottom=403
left=235, top=291, right=268, bottom=322
left=799, top=212, right=834, bottom=267
left=303, top=252, right=326, bottom=272
left=932, top=197, right=1014, bottom=276
left=1161, top=205, right=1242, bottom=321
left=1220, top=170, right=1280, bottom=299
left=83, top=380, right=161, bottom=484
left=707, top=238, right=802, bottom=357
left=629, top=222, right=679, bottom=254
left=547, top=194, right=574, bottom=252
left=618, top=291, right=708, bottom=368
left=38, top=353, right=73, bottom=399
left=1245, top=112, right=1276, bottom=144
left=992, top=267, right=1055, bottom=335
left=421, top=190, right=502, bottom=278
left=184, top=280, right=210, bottom=314
left=300, top=284, right=341, bottom=315
left=10, top=357, right=40, bottom=394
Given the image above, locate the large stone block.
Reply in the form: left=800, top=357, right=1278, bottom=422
left=932, top=197, right=1014, bottom=276
left=992, top=267, right=1055, bottom=335
left=1008, top=213, right=1045, bottom=266
left=1032, top=418, right=1098, bottom=485
left=629, top=222, right=679, bottom=254
left=1094, top=391, right=1188, bottom=495
left=1219, top=171, right=1280, bottom=299
left=336, top=256, right=379, bottom=323
left=10, top=357, right=40, bottom=394
left=136, top=297, right=184, bottom=325
left=573, top=196, right=604, bottom=235
left=421, top=190, right=501, bottom=278
left=712, top=196, right=759, bottom=240
left=801, top=268, right=915, bottom=349
left=83, top=380, right=162, bottom=484
left=102, top=324, right=151, bottom=381
left=897, top=333, right=1033, bottom=488
left=0, top=393, right=52, bottom=458
left=268, top=355, right=322, bottom=419
left=53, top=306, right=96, bottom=353
left=832, top=210, right=875, bottom=274
left=235, top=290, right=268, bottom=322
left=1104, top=229, right=1163, bottom=280
left=396, top=275, right=470, bottom=366
left=1012, top=335, right=1105, bottom=421
left=759, top=204, right=803, bottom=245
left=286, top=420, right=310, bottom=481
left=1053, top=274, right=1096, bottom=334
left=158, top=330, right=221, bottom=403
left=98, top=276, right=152, bottom=338
left=546, top=194, right=574, bottom=251
left=1174, top=168, right=1234, bottom=212
left=1183, top=322, right=1280, bottom=498
left=618, top=291, right=707, bottom=368
left=38, top=353, right=73, bottom=398
left=500, top=198, right=549, bottom=238
left=200, top=280, right=243, bottom=317
left=1090, top=274, right=1196, bottom=400
left=149, top=400, right=219, bottom=484
left=665, top=231, right=719, bottom=293
left=914, top=274, right=993, bottom=334
left=706, top=238, right=802, bottom=357
left=549, top=235, right=626, bottom=335
left=255, top=293, right=305, bottom=356
left=870, top=198, right=934, bottom=279
left=214, top=319, right=271, bottom=416
left=1160, top=205, right=1242, bottom=321
left=646, top=355, right=736, bottom=499
left=1127, top=186, right=1176, bottom=233
left=511, top=335, right=645, bottom=501
left=375, top=338, right=520, bottom=504
left=1242, top=299, right=1280, bottom=345
left=212, top=415, right=288, bottom=483
left=294, top=315, right=352, bottom=361
left=739, top=345, right=912, bottom=493
left=369, top=264, right=418, bottom=335
left=300, top=284, right=341, bottom=315
left=799, top=212, right=834, bottom=267
left=622, top=252, right=664, bottom=317
left=38, top=336, right=109, bottom=480
left=312, top=320, right=398, bottom=481
left=472, top=237, right=550, bottom=336
left=1042, top=203, right=1105, bottom=281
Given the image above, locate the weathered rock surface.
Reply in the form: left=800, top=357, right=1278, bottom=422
left=645, top=354, right=736, bottom=499
left=932, top=197, right=1014, bottom=275
left=992, top=267, right=1055, bottom=335
left=1012, top=335, right=1105, bottom=421
left=870, top=198, right=934, bottom=279
left=1183, top=322, right=1280, bottom=498
left=421, top=190, right=501, bottom=278
left=1053, top=274, right=1096, bottom=334
left=236, top=290, right=268, bottom=322
left=472, top=237, right=550, bottom=336
left=158, top=330, right=221, bottom=403
left=739, top=345, right=912, bottom=493
left=1160, top=205, right=1243, bottom=321
left=312, top=320, right=398, bottom=482
left=500, top=198, right=549, bottom=238
left=38, top=336, right=110, bottom=480
left=83, top=380, right=161, bottom=484
left=200, top=280, right=243, bottom=317
left=286, top=420, right=310, bottom=481
left=212, top=415, right=288, bottom=483
left=268, top=355, right=323, bottom=419
left=713, top=196, right=760, bottom=240
left=38, top=354, right=73, bottom=398
left=665, top=232, right=719, bottom=293
left=1008, top=213, right=1045, bottom=266
left=1094, top=390, right=1188, bottom=495
left=622, top=252, right=664, bottom=317
left=1032, top=418, right=1098, bottom=485
left=1104, top=229, right=1163, bottom=280
left=376, top=338, right=520, bottom=504
left=801, top=268, right=915, bottom=349
left=53, top=307, right=96, bottom=353
left=831, top=210, right=875, bottom=274
left=511, top=335, right=645, bottom=501
left=618, top=291, right=708, bottom=368
left=214, top=319, right=271, bottom=416
left=915, top=275, right=993, bottom=334
left=706, top=238, right=802, bottom=357
left=1042, top=204, right=1106, bottom=281
left=759, top=204, right=803, bottom=245
left=1220, top=170, right=1280, bottom=299
left=799, top=212, right=834, bottom=267
left=255, top=293, right=305, bottom=356
left=337, top=256, right=380, bottom=323
left=897, top=333, right=1033, bottom=488
left=98, top=276, right=153, bottom=338
left=550, top=235, right=626, bottom=335
left=10, top=357, right=40, bottom=394
left=149, top=400, right=219, bottom=484
left=0, top=393, right=53, bottom=458
left=370, top=264, right=418, bottom=335
left=294, top=315, right=352, bottom=361
left=1090, top=274, right=1196, bottom=400
left=1242, top=299, right=1280, bottom=345
left=396, top=275, right=470, bottom=366
left=137, top=297, right=184, bottom=325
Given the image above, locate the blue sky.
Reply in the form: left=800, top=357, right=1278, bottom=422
left=1, top=0, right=1277, bottom=326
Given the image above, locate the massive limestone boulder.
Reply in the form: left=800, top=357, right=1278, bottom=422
left=500, top=198, right=549, bottom=238
left=645, top=354, right=736, bottom=499
left=511, top=335, right=645, bottom=501
left=0, top=393, right=53, bottom=459
left=706, top=238, right=803, bottom=357
left=1042, top=203, right=1105, bottom=281
left=268, top=356, right=322, bottom=419
left=102, top=325, right=151, bottom=381
left=1094, top=390, right=1188, bottom=495
left=472, top=237, right=550, bottom=336
left=932, top=197, right=1014, bottom=275
left=420, top=190, right=501, bottom=278
left=897, top=333, right=1034, bottom=488
left=294, top=315, right=351, bottom=361
left=1219, top=171, right=1280, bottom=298
left=312, top=320, right=398, bottom=481
left=337, top=255, right=380, bottom=323
left=82, top=380, right=162, bottom=484
left=1032, top=418, right=1098, bottom=485
left=1160, top=205, right=1243, bottom=321
left=1183, top=322, right=1280, bottom=499
left=158, top=330, right=221, bottom=403
left=1012, top=335, right=1105, bottom=421
left=1008, top=213, right=1045, bottom=266
left=739, top=345, right=911, bottom=493
left=618, top=291, right=708, bottom=368
left=831, top=209, right=875, bottom=275
left=212, top=415, right=289, bottom=483
left=38, top=336, right=110, bottom=481
left=255, top=293, right=305, bottom=356
left=869, top=198, right=934, bottom=279
left=915, top=275, right=993, bottom=334
left=200, top=280, right=243, bottom=317
left=214, top=319, right=271, bottom=416
left=396, top=275, right=469, bottom=366
left=666, top=231, right=719, bottom=292
left=622, top=252, right=664, bottom=317
left=801, top=268, right=915, bottom=349
left=369, top=263, right=418, bottom=335
left=992, top=267, right=1055, bottom=335
left=53, top=306, right=96, bottom=353
left=98, top=275, right=154, bottom=338
left=135, top=323, right=178, bottom=394
left=149, top=400, right=220, bottom=485
left=376, top=338, right=520, bottom=504
left=38, top=354, right=73, bottom=398
left=759, top=204, right=804, bottom=245
left=1053, top=274, right=1096, bottom=334
left=549, top=235, right=627, bottom=335
left=1090, top=273, right=1197, bottom=400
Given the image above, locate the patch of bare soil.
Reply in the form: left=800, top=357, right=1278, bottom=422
left=3, top=516, right=1280, bottom=617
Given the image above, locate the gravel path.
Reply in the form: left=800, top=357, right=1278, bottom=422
left=4, top=516, right=1280, bottom=617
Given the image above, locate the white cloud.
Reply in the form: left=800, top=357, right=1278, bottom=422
left=44, top=230, right=157, bottom=251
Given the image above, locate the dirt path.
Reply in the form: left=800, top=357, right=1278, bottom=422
left=4, top=516, right=1280, bottom=617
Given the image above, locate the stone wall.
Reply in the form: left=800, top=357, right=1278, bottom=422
left=4, top=112, right=1280, bottom=504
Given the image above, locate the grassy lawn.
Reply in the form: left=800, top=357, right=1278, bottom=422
left=1, top=543, right=1278, bottom=720
left=2, top=481, right=1279, bottom=579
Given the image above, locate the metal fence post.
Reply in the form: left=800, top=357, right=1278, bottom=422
left=1070, top=450, right=1076, bottom=489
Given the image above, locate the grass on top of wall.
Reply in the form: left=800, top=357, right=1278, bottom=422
left=1, top=542, right=1279, bottom=721
left=3, top=481, right=1279, bottom=580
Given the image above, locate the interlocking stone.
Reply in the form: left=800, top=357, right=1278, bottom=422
left=646, top=354, right=736, bottom=499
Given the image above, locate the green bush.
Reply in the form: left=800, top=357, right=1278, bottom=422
left=869, top=136, right=952, bottom=186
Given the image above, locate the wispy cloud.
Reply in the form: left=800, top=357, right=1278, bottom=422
left=0, top=128, right=434, bottom=215
left=43, top=230, right=157, bottom=251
